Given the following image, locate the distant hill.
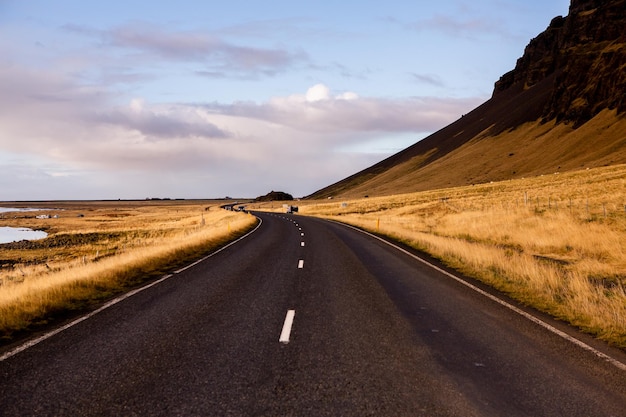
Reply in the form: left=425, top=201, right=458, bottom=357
left=254, top=191, right=294, bottom=202
left=308, top=0, right=626, bottom=199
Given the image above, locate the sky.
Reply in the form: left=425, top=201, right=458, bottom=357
left=0, top=0, right=570, bottom=200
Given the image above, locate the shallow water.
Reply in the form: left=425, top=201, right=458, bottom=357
left=0, top=227, right=48, bottom=244
left=0, top=207, right=45, bottom=214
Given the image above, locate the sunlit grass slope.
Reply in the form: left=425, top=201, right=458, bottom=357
left=319, top=110, right=626, bottom=199
left=299, top=165, right=626, bottom=348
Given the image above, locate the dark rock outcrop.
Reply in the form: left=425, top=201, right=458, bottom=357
left=254, top=191, right=294, bottom=202
left=493, top=0, right=626, bottom=126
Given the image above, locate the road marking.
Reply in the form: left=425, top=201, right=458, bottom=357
left=279, top=310, right=296, bottom=344
left=335, top=220, right=626, bottom=373
left=298, top=259, right=304, bottom=268
left=301, top=232, right=304, bottom=236
left=301, top=241, right=305, bottom=247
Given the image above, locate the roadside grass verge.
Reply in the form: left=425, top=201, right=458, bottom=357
left=297, top=165, right=626, bottom=349
left=0, top=204, right=257, bottom=342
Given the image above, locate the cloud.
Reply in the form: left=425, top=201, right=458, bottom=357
left=415, top=15, right=502, bottom=37
left=64, top=22, right=309, bottom=78
left=305, top=84, right=331, bottom=102
left=108, top=25, right=223, bottom=61
left=386, top=9, right=515, bottom=40
left=410, top=72, right=445, bottom=87
left=0, top=62, right=484, bottom=198
left=201, top=83, right=481, bottom=136
left=0, top=66, right=229, bottom=170
left=95, top=100, right=232, bottom=140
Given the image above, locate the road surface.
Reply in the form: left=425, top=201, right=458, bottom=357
left=1, top=211, right=625, bottom=416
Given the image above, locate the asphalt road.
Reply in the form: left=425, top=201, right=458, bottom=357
left=1, top=211, right=625, bottom=416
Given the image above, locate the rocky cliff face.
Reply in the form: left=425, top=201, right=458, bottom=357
left=493, top=0, right=626, bottom=126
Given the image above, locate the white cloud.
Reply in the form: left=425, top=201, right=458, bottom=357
left=305, top=84, right=331, bottom=102
left=130, top=98, right=144, bottom=113
left=336, top=91, right=359, bottom=100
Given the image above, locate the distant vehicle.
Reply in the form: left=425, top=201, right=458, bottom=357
left=286, top=205, right=298, bottom=214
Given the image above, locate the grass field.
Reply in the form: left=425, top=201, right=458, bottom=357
left=0, top=201, right=256, bottom=342
left=266, top=165, right=626, bottom=348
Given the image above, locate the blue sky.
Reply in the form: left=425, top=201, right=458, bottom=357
left=0, top=0, right=570, bottom=200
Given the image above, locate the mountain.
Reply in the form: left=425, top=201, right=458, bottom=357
left=309, top=0, right=626, bottom=199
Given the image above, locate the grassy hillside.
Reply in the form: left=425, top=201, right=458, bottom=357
left=325, top=109, right=626, bottom=199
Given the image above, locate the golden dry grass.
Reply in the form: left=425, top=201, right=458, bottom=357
left=0, top=201, right=256, bottom=340
left=297, top=164, right=626, bottom=348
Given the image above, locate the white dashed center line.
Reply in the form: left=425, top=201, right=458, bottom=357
left=301, top=241, right=305, bottom=247
left=279, top=310, right=296, bottom=344
left=298, top=259, right=304, bottom=269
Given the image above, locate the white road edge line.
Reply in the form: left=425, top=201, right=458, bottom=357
left=298, top=259, right=304, bottom=269
left=335, top=221, right=626, bottom=373
left=0, top=217, right=264, bottom=363
left=279, top=310, right=296, bottom=344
